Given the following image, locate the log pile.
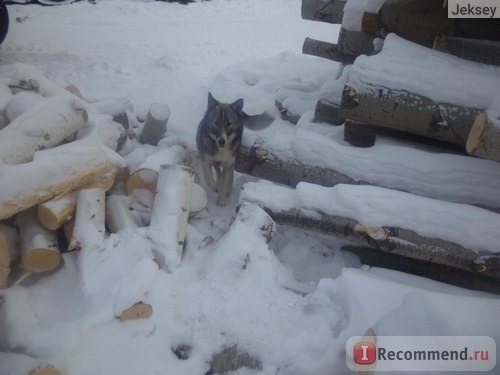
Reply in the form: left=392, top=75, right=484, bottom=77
left=0, top=64, right=207, bottom=289
left=300, top=0, right=500, bottom=155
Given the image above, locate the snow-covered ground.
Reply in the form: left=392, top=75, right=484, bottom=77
left=0, top=1, right=499, bottom=374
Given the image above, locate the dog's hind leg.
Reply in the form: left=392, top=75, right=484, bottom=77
left=201, top=159, right=217, bottom=191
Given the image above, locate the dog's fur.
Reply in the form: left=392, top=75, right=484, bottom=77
left=197, top=93, right=274, bottom=206
left=196, top=93, right=245, bottom=206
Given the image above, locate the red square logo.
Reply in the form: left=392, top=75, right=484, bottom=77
left=354, top=342, right=377, bottom=365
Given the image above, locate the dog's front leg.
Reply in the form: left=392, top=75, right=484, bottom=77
left=201, top=159, right=217, bottom=191
left=217, top=164, right=234, bottom=206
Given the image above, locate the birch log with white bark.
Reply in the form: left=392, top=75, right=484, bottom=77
left=0, top=94, right=88, bottom=165
left=125, top=145, right=188, bottom=195
left=37, top=171, right=115, bottom=231
left=139, top=102, right=170, bottom=146
left=0, top=352, right=61, bottom=375
left=105, top=195, right=138, bottom=233
left=0, top=146, right=113, bottom=220
left=148, top=164, right=195, bottom=271
left=466, top=112, right=500, bottom=162
left=0, top=224, right=19, bottom=288
left=18, top=209, right=60, bottom=273
left=68, top=188, right=106, bottom=251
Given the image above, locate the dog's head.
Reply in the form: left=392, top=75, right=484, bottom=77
left=205, top=92, right=244, bottom=148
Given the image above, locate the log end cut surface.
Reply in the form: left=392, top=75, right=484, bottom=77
left=30, top=365, right=62, bottom=375
left=22, top=248, right=61, bottom=273
left=466, top=112, right=486, bottom=154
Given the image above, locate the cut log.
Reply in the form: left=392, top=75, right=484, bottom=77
left=466, top=112, right=500, bottom=162
left=18, top=209, right=60, bottom=273
left=125, top=144, right=188, bottom=196
left=235, top=140, right=355, bottom=188
left=0, top=146, right=113, bottom=220
left=118, top=302, right=153, bottom=322
left=337, top=28, right=376, bottom=57
left=37, top=171, right=115, bottom=231
left=302, top=37, right=354, bottom=64
left=0, top=352, right=61, bottom=375
left=235, top=201, right=277, bottom=245
left=68, top=188, right=106, bottom=251
left=93, top=99, right=135, bottom=130
left=105, top=195, right=138, bottom=233
left=239, top=181, right=500, bottom=280
left=341, top=35, right=500, bottom=147
left=433, top=34, right=500, bottom=67
left=344, top=120, right=377, bottom=148
left=0, top=94, right=88, bottom=165
left=139, top=102, right=170, bottom=146
left=301, top=0, right=346, bottom=23
left=148, top=164, right=194, bottom=271
left=376, top=0, right=500, bottom=46
left=0, top=224, right=19, bottom=288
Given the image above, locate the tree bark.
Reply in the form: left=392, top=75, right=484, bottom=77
left=0, top=352, right=61, bottom=375
left=0, top=94, right=88, bottom=165
left=148, top=164, right=195, bottom=271
left=337, top=28, right=377, bottom=57
left=302, top=37, right=354, bottom=64
left=301, top=0, right=346, bottom=24
left=0, top=224, right=19, bottom=288
left=18, top=209, right=61, bottom=273
left=239, top=183, right=500, bottom=280
left=0, top=147, right=113, bottom=220
left=433, top=34, right=500, bottom=66
left=314, top=64, right=351, bottom=125
left=9, top=63, right=65, bottom=97
left=68, top=188, right=106, bottom=251
left=466, top=112, right=500, bottom=162
left=342, top=75, right=481, bottom=148
left=125, top=144, right=188, bottom=196
left=37, top=171, right=115, bottom=231
left=235, top=140, right=355, bottom=188
left=139, top=102, right=170, bottom=146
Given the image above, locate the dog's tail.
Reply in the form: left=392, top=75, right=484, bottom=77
left=242, top=111, right=274, bottom=131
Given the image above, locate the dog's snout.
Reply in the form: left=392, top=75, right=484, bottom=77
left=217, top=138, right=226, bottom=147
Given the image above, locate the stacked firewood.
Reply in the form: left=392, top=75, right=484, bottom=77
left=300, top=0, right=500, bottom=161
left=0, top=64, right=207, bottom=292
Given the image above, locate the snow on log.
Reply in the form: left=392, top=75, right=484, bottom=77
left=0, top=146, right=113, bottom=220
left=92, top=99, right=135, bottom=130
left=9, top=63, right=70, bottom=97
left=189, top=183, right=208, bottom=217
left=17, top=209, right=60, bottom=273
left=37, top=171, right=115, bottom=231
left=125, top=144, right=188, bottom=196
left=0, top=94, right=88, bottom=165
left=0, top=352, right=61, bottom=375
left=466, top=111, right=500, bottom=162
left=342, top=34, right=500, bottom=147
left=315, top=65, right=351, bottom=125
left=236, top=128, right=500, bottom=210
left=105, top=195, right=138, bottom=233
left=235, top=201, right=277, bottom=245
left=139, top=102, right=170, bottom=146
left=239, top=181, right=500, bottom=279
left=433, top=34, right=500, bottom=67
left=68, top=188, right=106, bottom=251
left=301, top=0, right=346, bottom=24
left=118, top=302, right=153, bottom=322
left=148, top=164, right=194, bottom=271
left=5, top=91, right=45, bottom=123
left=0, top=224, right=19, bottom=288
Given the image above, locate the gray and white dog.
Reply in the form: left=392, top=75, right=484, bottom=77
left=196, top=93, right=272, bottom=206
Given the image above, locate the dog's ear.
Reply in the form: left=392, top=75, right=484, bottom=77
left=230, top=98, right=244, bottom=114
left=208, top=92, right=218, bottom=109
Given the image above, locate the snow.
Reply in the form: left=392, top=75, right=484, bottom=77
left=0, top=1, right=499, bottom=375
left=342, top=0, right=386, bottom=32
left=350, top=34, right=500, bottom=109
